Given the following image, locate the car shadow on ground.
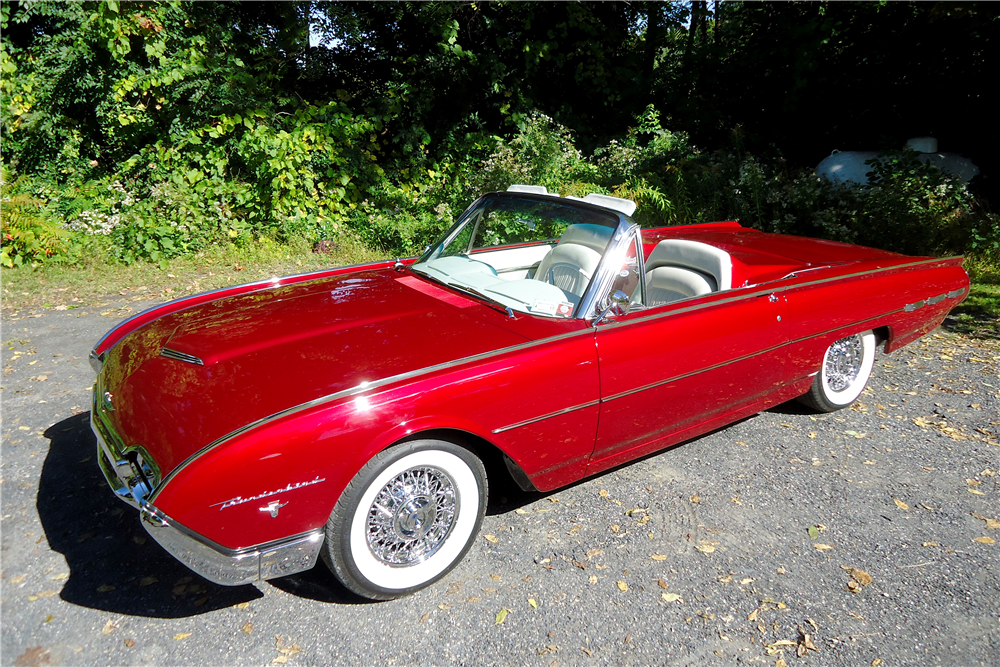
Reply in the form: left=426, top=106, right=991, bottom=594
left=38, top=413, right=262, bottom=618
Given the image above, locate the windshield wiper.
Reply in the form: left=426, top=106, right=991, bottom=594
left=445, top=282, right=516, bottom=319
left=408, top=267, right=516, bottom=319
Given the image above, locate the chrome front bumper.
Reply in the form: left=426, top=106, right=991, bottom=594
left=140, top=507, right=324, bottom=586
left=92, top=386, right=324, bottom=586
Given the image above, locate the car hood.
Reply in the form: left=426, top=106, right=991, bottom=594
left=99, top=269, right=529, bottom=476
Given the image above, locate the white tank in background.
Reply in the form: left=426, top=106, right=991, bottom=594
left=816, top=137, right=980, bottom=185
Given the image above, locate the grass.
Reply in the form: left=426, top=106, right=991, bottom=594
left=944, top=254, right=1000, bottom=339
left=0, top=235, right=382, bottom=312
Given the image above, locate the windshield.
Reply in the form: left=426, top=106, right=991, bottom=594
left=411, top=194, right=621, bottom=318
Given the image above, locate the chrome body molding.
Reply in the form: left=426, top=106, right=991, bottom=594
left=140, top=505, right=324, bottom=586
left=904, top=286, right=965, bottom=313
left=149, top=255, right=958, bottom=502
left=492, top=399, right=601, bottom=434
left=160, top=348, right=205, bottom=365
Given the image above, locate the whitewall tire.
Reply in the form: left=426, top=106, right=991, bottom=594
left=322, top=440, right=487, bottom=600
left=799, top=330, right=876, bottom=412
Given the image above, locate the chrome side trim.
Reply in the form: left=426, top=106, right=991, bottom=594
left=160, top=348, right=205, bottom=365
left=904, top=300, right=925, bottom=312
left=140, top=505, right=324, bottom=586
left=91, top=259, right=404, bottom=357
left=152, top=255, right=959, bottom=497
left=601, top=309, right=905, bottom=403
left=492, top=399, right=601, bottom=434
left=947, top=287, right=966, bottom=299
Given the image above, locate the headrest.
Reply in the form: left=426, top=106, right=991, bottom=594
left=645, top=239, right=732, bottom=291
left=558, top=223, right=614, bottom=254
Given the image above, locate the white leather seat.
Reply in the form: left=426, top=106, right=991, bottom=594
left=644, top=239, right=732, bottom=306
left=534, top=223, right=612, bottom=297
left=646, top=266, right=716, bottom=305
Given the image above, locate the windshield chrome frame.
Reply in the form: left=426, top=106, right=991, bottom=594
left=577, top=219, right=641, bottom=320
left=415, top=192, right=636, bottom=321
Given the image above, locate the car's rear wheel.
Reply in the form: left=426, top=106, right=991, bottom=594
left=798, top=330, right=876, bottom=412
left=322, top=439, right=487, bottom=600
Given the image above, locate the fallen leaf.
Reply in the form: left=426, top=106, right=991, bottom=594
left=599, top=489, right=609, bottom=497
left=847, top=580, right=861, bottom=593
left=813, top=543, right=833, bottom=552
left=581, top=647, right=594, bottom=657
left=96, top=585, right=116, bottom=593
left=740, top=577, right=754, bottom=585
left=272, top=657, right=288, bottom=665
left=101, top=621, right=116, bottom=635
left=690, top=494, right=700, bottom=504
left=174, top=633, right=191, bottom=640
left=49, top=573, right=68, bottom=582
left=747, top=608, right=760, bottom=621
left=650, top=554, right=668, bottom=561
left=490, top=574, right=501, bottom=581
left=807, top=526, right=819, bottom=539
left=585, top=548, right=604, bottom=559
left=438, top=604, right=452, bottom=610
left=661, top=592, right=683, bottom=603
left=894, top=498, right=910, bottom=510
left=872, top=660, right=883, bottom=667
left=139, top=577, right=157, bottom=587
left=966, top=478, right=982, bottom=486
left=528, top=598, right=537, bottom=609
left=657, top=578, right=668, bottom=589
left=617, top=580, right=628, bottom=592
left=484, top=534, right=498, bottom=544
left=841, top=566, right=872, bottom=586
left=700, top=612, right=715, bottom=620
left=920, top=503, right=936, bottom=511
left=242, top=622, right=254, bottom=635
left=495, top=608, right=509, bottom=625
left=9, top=575, right=25, bottom=584
left=776, top=658, right=788, bottom=667
left=973, top=536, right=995, bottom=544
left=968, top=489, right=985, bottom=496
left=922, top=542, right=939, bottom=547
left=589, top=575, right=598, bottom=584
left=718, top=575, right=733, bottom=583
left=124, top=638, right=135, bottom=648
left=420, top=612, right=431, bottom=623
left=695, top=544, right=715, bottom=554
left=514, top=508, right=528, bottom=515
left=236, top=602, right=250, bottom=610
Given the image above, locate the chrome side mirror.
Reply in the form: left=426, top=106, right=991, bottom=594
left=592, top=290, right=631, bottom=327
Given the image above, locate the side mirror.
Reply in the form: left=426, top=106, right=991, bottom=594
left=608, top=290, right=631, bottom=316
left=592, top=290, right=631, bottom=327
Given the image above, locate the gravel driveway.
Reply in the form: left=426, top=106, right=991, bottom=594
left=2, top=298, right=998, bottom=666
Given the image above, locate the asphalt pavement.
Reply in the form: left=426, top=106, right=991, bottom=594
left=2, top=298, right=998, bottom=666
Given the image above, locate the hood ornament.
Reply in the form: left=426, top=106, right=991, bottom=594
left=103, top=391, right=115, bottom=412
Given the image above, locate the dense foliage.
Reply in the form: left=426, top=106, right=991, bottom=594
left=2, top=1, right=998, bottom=269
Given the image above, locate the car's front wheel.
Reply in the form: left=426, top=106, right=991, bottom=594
left=798, top=330, right=876, bottom=412
left=322, top=439, right=487, bottom=600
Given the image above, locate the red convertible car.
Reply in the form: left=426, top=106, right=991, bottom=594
left=90, top=187, right=968, bottom=599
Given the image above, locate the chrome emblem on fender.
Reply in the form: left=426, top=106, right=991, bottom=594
left=259, top=501, right=288, bottom=518
left=210, top=476, right=326, bottom=511
left=103, top=391, right=115, bottom=412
